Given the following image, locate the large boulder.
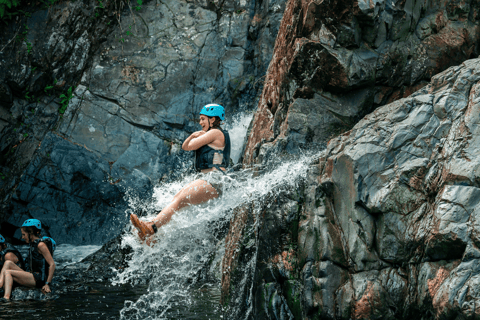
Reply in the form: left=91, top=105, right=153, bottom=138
left=242, top=0, right=480, bottom=165
left=223, top=58, right=480, bottom=319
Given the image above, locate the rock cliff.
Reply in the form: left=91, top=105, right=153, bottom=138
left=222, top=57, right=480, bottom=319
left=242, top=0, right=480, bottom=165
left=0, top=0, right=286, bottom=244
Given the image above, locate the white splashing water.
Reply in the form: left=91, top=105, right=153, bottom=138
left=113, top=113, right=319, bottom=319
left=223, top=112, right=254, bottom=164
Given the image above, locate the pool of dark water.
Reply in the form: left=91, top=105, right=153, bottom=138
left=0, top=283, right=143, bottom=319
left=0, top=243, right=223, bottom=320
left=0, top=282, right=223, bottom=319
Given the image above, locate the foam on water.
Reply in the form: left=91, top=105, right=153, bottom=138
left=113, top=113, right=319, bottom=319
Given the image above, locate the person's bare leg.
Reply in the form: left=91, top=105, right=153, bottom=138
left=153, top=179, right=219, bottom=228
left=0, top=261, right=22, bottom=289
left=131, top=179, right=218, bottom=238
left=4, top=270, right=36, bottom=299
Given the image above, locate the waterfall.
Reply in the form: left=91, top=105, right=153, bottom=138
left=113, top=112, right=317, bottom=319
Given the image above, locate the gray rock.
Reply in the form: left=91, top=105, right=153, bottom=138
left=224, top=57, right=480, bottom=319
left=0, top=0, right=288, bottom=244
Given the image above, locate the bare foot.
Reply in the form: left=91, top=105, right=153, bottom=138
left=130, top=214, right=155, bottom=240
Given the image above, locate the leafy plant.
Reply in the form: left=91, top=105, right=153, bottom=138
left=58, top=86, right=74, bottom=114
left=44, top=85, right=54, bottom=93
left=26, top=42, right=32, bottom=53
left=0, top=0, right=20, bottom=19
left=17, top=9, right=30, bottom=17
left=40, top=0, right=57, bottom=9
left=135, top=0, right=142, bottom=11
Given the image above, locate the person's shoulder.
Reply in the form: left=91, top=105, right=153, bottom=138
left=210, top=128, right=226, bottom=135
left=37, top=241, right=48, bottom=249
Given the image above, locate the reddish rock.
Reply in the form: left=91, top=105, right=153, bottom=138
left=243, top=0, right=480, bottom=166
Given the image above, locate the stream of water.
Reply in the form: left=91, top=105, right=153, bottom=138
left=115, top=110, right=316, bottom=319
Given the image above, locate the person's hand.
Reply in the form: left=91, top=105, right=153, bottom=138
left=42, top=284, right=51, bottom=294
left=192, top=131, right=206, bottom=138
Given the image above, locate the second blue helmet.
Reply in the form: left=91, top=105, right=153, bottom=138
left=22, top=219, right=42, bottom=230
left=0, top=234, right=4, bottom=243
left=199, top=104, right=225, bottom=121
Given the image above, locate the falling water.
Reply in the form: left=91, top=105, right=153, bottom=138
left=114, top=113, right=319, bottom=319
left=223, top=112, right=254, bottom=164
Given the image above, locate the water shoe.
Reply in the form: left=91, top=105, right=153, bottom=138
left=130, top=214, right=155, bottom=239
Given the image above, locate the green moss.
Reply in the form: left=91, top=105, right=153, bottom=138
left=284, top=281, right=302, bottom=319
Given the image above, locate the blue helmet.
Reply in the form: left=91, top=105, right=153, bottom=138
left=22, top=219, right=42, bottom=230
left=199, top=104, right=225, bottom=121
left=0, top=234, right=4, bottom=243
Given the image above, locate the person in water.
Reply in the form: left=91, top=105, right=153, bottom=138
left=0, top=219, right=56, bottom=302
left=0, top=234, right=24, bottom=271
left=131, top=103, right=231, bottom=239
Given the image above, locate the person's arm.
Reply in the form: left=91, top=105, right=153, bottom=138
left=37, top=242, right=55, bottom=293
left=182, top=130, right=217, bottom=151
left=182, top=131, right=205, bottom=150
left=4, top=252, right=18, bottom=264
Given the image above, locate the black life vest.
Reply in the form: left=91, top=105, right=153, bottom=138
left=195, top=129, right=231, bottom=172
left=0, top=243, right=25, bottom=270
left=25, top=237, right=55, bottom=282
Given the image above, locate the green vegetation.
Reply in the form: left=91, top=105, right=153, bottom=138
left=58, top=86, right=74, bottom=114
left=135, top=0, right=142, bottom=11
left=126, top=25, right=133, bottom=36
left=0, top=0, right=20, bottom=19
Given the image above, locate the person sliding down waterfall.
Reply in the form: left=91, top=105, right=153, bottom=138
left=0, top=219, right=56, bottom=302
left=130, top=103, right=231, bottom=240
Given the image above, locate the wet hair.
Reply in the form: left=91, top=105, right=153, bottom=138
left=21, top=226, right=41, bottom=237
left=209, top=116, right=222, bottom=130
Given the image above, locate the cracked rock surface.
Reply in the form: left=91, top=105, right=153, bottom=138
left=242, top=0, right=480, bottom=165
left=222, top=58, right=480, bottom=319
left=0, top=0, right=286, bottom=244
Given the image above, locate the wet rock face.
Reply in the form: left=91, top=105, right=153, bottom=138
left=0, top=0, right=287, bottom=244
left=242, top=0, right=480, bottom=165
left=223, top=58, right=480, bottom=319
left=0, top=0, right=119, bottom=243
left=0, top=1, right=115, bottom=100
